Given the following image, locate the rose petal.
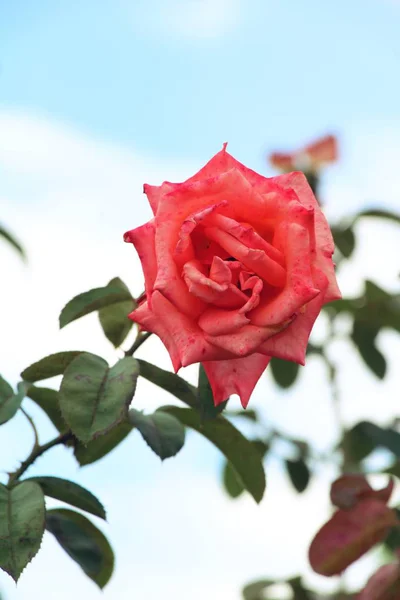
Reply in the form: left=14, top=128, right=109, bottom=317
left=150, top=291, right=233, bottom=367
left=204, top=226, right=286, bottom=288
left=275, top=171, right=341, bottom=302
left=198, top=308, right=250, bottom=336
left=202, top=353, right=271, bottom=408
left=249, top=222, right=319, bottom=327
left=258, top=267, right=328, bottom=364
left=206, top=213, right=285, bottom=266
left=209, top=256, right=233, bottom=285
left=183, top=260, right=248, bottom=309
left=205, top=321, right=289, bottom=357
left=331, top=475, right=394, bottom=510
left=124, top=221, right=157, bottom=305
left=128, top=301, right=181, bottom=372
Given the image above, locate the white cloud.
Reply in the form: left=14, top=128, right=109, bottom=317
left=129, top=0, right=241, bottom=40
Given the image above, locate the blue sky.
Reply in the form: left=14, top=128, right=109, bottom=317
left=1, top=1, right=400, bottom=599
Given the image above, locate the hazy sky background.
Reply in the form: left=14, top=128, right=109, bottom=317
left=1, top=1, right=400, bottom=598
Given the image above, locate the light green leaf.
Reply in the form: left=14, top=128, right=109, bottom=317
left=46, top=509, right=114, bottom=589
left=59, top=354, right=138, bottom=443
left=128, top=408, right=185, bottom=460
left=25, top=477, right=106, bottom=520
left=0, top=482, right=45, bottom=582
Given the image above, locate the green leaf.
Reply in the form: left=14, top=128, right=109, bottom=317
left=358, top=208, right=400, bottom=225
left=242, top=579, right=275, bottom=600
left=345, top=422, right=378, bottom=462
left=351, top=321, right=386, bottom=379
left=285, top=458, right=311, bottom=493
left=27, top=386, right=67, bottom=433
left=74, top=421, right=133, bottom=466
left=128, top=408, right=185, bottom=460
left=21, top=351, right=83, bottom=383
left=137, top=359, right=196, bottom=408
left=0, top=223, right=25, bottom=260
left=332, top=225, right=356, bottom=258
left=0, top=481, right=45, bottom=582
left=223, top=461, right=245, bottom=499
left=225, top=409, right=259, bottom=422
left=59, top=283, right=133, bottom=329
left=347, top=421, right=400, bottom=461
left=384, top=509, right=400, bottom=555
left=222, top=440, right=269, bottom=500
left=25, top=477, right=106, bottom=520
left=45, top=509, right=114, bottom=589
left=288, top=577, right=315, bottom=600
left=98, top=278, right=136, bottom=347
left=270, top=358, right=300, bottom=389
left=59, top=354, right=139, bottom=443
left=0, top=377, right=26, bottom=425
left=197, top=364, right=228, bottom=420
left=162, top=407, right=266, bottom=503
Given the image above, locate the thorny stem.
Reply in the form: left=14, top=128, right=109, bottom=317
left=20, top=406, right=40, bottom=448
left=8, top=431, right=74, bottom=486
left=125, top=331, right=152, bottom=356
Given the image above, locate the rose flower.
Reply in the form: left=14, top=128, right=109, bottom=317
left=269, top=134, right=338, bottom=173
left=124, top=145, right=341, bottom=407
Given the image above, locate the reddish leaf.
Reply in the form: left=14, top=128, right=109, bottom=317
left=331, top=475, right=394, bottom=510
left=309, top=499, right=398, bottom=576
left=358, top=563, right=400, bottom=600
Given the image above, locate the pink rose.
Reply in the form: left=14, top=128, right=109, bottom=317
left=124, top=145, right=341, bottom=407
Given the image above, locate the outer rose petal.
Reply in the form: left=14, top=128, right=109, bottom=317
left=202, top=353, right=271, bottom=408
left=129, top=301, right=181, bottom=372
left=259, top=268, right=328, bottom=364
left=124, top=221, right=157, bottom=303
left=275, top=171, right=341, bottom=301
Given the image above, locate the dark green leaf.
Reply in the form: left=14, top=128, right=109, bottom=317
left=332, top=225, right=356, bottom=258
left=351, top=321, right=386, bottom=379
left=242, top=579, right=275, bottom=600
left=345, top=422, right=378, bottom=462
left=222, top=440, right=268, bottom=500
left=288, top=576, right=315, bottom=600
left=358, top=208, right=400, bottom=225
left=59, top=354, right=139, bottom=443
left=0, top=482, right=45, bottom=582
left=347, top=421, right=400, bottom=461
left=0, top=224, right=25, bottom=260
left=59, top=283, right=133, bottom=329
left=98, top=278, right=135, bottom=347
left=25, top=477, right=106, bottom=520
left=222, top=461, right=245, bottom=499
left=270, top=358, right=300, bottom=389
left=197, top=364, right=227, bottom=420
left=74, top=421, right=133, bottom=466
left=21, top=351, right=83, bottom=383
left=137, top=359, right=196, bottom=408
left=46, top=509, right=114, bottom=588
left=162, top=407, right=266, bottom=503
left=285, top=458, right=311, bottom=493
left=128, top=408, right=185, bottom=460
left=0, top=377, right=26, bottom=425
left=27, top=386, right=67, bottom=433
left=225, top=409, right=259, bottom=422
